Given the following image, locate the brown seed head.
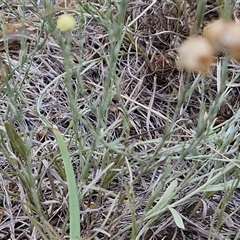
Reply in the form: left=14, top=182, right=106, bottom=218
left=204, top=19, right=240, bottom=61
left=178, top=36, right=214, bottom=73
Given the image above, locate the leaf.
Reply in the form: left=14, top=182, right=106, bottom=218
left=5, top=122, right=27, bottom=159
left=146, top=180, right=178, bottom=219
left=52, top=125, right=80, bottom=239
left=200, top=179, right=240, bottom=192
left=168, top=205, right=185, bottom=229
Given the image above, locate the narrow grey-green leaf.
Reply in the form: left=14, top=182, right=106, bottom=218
left=146, top=180, right=178, bottom=219
left=52, top=126, right=80, bottom=239
left=168, top=205, right=185, bottom=229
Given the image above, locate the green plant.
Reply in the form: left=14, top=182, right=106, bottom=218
left=0, top=1, right=239, bottom=239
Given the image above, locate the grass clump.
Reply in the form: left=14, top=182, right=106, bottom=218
left=0, top=0, right=240, bottom=239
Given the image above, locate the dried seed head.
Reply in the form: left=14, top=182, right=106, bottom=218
left=204, top=19, right=240, bottom=61
left=203, top=19, right=226, bottom=51
left=56, top=14, right=76, bottom=32
left=178, top=36, right=214, bottom=73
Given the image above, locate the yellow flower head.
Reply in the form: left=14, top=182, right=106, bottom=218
left=56, top=14, right=76, bottom=32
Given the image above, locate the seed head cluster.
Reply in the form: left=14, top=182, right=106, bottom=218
left=178, top=19, right=240, bottom=73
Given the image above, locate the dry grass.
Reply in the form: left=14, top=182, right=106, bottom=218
left=0, top=0, right=240, bottom=239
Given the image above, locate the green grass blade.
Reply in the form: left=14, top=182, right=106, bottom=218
left=52, top=126, right=80, bottom=240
